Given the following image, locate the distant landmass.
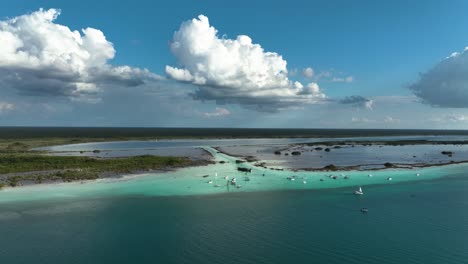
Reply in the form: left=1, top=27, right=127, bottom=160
left=1, top=127, right=468, bottom=139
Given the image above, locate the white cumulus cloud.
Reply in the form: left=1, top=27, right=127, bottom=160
left=166, top=15, right=325, bottom=111
left=0, top=8, right=158, bottom=102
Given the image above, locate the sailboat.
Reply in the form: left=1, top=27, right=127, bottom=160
left=354, top=186, right=364, bottom=195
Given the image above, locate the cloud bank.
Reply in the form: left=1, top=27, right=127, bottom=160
left=410, top=47, right=468, bottom=108
left=0, top=8, right=157, bottom=102
left=166, top=15, right=325, bottom=111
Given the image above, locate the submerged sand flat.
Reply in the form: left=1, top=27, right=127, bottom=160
left=0, top=146, right=465, bottom=203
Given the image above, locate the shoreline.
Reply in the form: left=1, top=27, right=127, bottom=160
left=0, top=162, right=213, bottom=192
left=2, top=135, right=468, bottom=190
left=3, top=152, right=465, bottom=190
left=0, top=159, right=214, bottom=189
left=1, top=146, right=468, bottom=202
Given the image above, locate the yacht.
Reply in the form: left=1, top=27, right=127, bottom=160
left=387, top=177, right=392, bottom=181
left=354, top=186, right=364, bottom=195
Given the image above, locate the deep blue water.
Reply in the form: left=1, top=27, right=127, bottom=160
left=1, top=176, right=467, bottom=264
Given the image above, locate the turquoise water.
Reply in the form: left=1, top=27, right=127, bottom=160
left=1, top=146, right=468, bottom=263
left=0, top=147, right=461, bottom=203
left=1, top=176, right=467, bottom=263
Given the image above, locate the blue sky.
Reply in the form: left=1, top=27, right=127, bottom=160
left=1, top=0, right=468, bottom=128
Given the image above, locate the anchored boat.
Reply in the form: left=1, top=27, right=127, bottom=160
left=354, top=186, right=364, bottom=195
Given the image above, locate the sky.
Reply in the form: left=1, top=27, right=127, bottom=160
left=1, top=0, right=468, bottom=128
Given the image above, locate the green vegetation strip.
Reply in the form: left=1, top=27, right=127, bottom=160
left=0, top=154, right=193, bottom=187
left=0, top=154, right=192, bottom=174
left=0, top=140, right=198, bottom=188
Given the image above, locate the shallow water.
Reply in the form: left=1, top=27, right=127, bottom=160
left=1, top=175, right=467, bottom=264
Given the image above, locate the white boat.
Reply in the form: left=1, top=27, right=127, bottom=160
left=387, top=177, right=392, bottom=181
left=303, top=180, right=307, bottom=184
left=416, top=173, right=420, bottom=176
left=354, top=186, right=364, bottom=195
left=224, top=176, right=229, bottom=180
left=207, top=180, right=213, bottom=184
left=368, top=174, right=373, bottom=177
left=230, top=178, right=237, bottom=185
